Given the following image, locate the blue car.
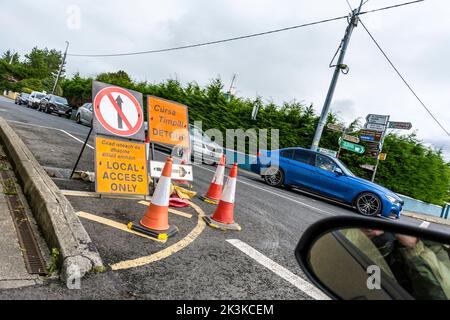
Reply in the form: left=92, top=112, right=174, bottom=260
left=251, top=147, right=404, bottom=219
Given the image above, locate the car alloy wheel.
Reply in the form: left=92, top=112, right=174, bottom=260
left=356, top=192, right=381, bottom=217
left=263, top=168, right=284, bottom=187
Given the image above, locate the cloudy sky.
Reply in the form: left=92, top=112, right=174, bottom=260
left=1, top=0, right=449, bottom=160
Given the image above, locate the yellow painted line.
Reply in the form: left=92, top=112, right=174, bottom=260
left=138, top=201, right=193, bottom=219
left=76, top=211, right=166, bottom=243
left=110, top=200, right=206, bottom=271
left=62, top=190, right=151, bottom=201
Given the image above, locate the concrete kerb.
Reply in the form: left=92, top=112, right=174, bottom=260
left=0, top=117, right=103, bottom=282
left=402, top=210, right=450, bottom=227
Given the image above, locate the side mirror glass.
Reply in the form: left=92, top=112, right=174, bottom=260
left=295, top=216, right=450, bottom=300
left=334, top=167, right=344, bottom=175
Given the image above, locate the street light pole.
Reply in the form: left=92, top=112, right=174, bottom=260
left=51, top=41, right=69, bottom=95
left=310, top=1, right=363, bottom=151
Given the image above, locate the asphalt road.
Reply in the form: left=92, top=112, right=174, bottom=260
left=0, top=95, right=448, bottom=300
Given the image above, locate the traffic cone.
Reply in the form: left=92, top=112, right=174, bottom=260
left=128, top=157, right=178, bottom=240
left=203, top=163, right=241, bottom=231
left=199, top=154, right=226, bottom=204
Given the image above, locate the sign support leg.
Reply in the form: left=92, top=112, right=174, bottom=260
left=70, top=126, right=93, bottom=179
left=150, top=142, right=157, bottom=192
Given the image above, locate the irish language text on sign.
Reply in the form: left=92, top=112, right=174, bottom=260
left=148, top=96, right=189, bottom=148
left=95, top=136, right=148, bottom=195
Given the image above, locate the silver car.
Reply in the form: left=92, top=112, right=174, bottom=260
left=188, top=124, right=223, bottom=164
left=27, top=91, right=46, bottom=109
left=75, top=103, right=93, bottom=126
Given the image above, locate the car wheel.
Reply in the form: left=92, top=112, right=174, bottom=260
left=263, top=168, right=285, bottom=187
left=45, top=106, right=51, bottom=114
left=76, top=114, right=81, bottom=123
left=355, top=192, right=382, bottom=217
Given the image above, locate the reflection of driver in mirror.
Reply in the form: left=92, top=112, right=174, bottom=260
left=343, top=229, right=450, bottom=300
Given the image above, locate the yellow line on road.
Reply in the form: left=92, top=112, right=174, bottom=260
left=110, top=201, right=206, bottom=271
left=138, top=201, right=193, bottom=219
left=76, top=211, right=166, bottom=243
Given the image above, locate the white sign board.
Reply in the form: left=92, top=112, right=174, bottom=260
left=318, top=147, right=338, bottom=158
left=150, top=161, right=193, bottom=181
left=364, top=123, right=386, bottom=132
left=366, top=114, right=389, bottom=125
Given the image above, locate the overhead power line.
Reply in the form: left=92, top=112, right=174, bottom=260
left=358, top=0, right=425, bottom=16
left=67, top=15, right=350, bottom=57
left=359, top=20, right=450, bottom=137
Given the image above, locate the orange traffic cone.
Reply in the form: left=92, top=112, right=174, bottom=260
left=199, top=154, right=226, bottom=204
left=203, top=163, right=241, bottom=231
left=128, top=157, right=178, bottom=240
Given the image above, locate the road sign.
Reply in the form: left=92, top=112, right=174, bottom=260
left=360, top=164, right=376, bottom=171
left=364, top=123, right=386, bottom=132
left=150, top=161, right=193, bottom=181
left=339, top=138, right=365, bottom=154
left=318, top=147, right=338, bottom=158
left=95, top=136, right=148, bottom=195
left=93, top=81, right=145, bottom=141
left=378, top=153, right=387, bottom=161
left=327, top=123, right=345, bottom=132
left=388, top=121, right=412, bottom=130
left=342, top=134, right=360, bottom=144
left=366, top=114, right=389, bottom=125
left=359, top=129, right=382, bottom=142
left=148, top=96, right=190, bottom=148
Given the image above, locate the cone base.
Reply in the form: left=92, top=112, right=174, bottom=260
left=199, top=194, right=220, bottom=205
left=203, top=216, right=241, bottom=231
left=128, top=222, right=178, bottom=240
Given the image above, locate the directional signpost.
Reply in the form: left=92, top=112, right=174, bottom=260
left=327, top=123, right=345, bottom=132
left=388, top=121, right=412, bottom=130
left=339, top=138, right=365, bottom=154
left=318, top=147, right=338, bottom=158
left=364, top=123, right=386, bottom=132
left=342, top=134, right=360, bottom=144
left=366, top=114, right=389, bottom=125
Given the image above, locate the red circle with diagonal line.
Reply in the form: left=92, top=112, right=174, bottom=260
left=94, top=86, right=143, bottom=137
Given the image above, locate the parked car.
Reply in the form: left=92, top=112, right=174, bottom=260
left=151, top=124, right=223, bottom=164
left=296, top=215, right=450, bottom=300
left=14, top=92, right=30, bottom=105
left=27, top=91, right=46, bottom=109
left=251, top=147, right=404, bottom=218
left=75, top=103, right=93, bottom=126
left=38, top=94, right=71, bottom=118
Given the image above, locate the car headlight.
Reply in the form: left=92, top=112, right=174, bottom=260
left=385, top=195, right=399, bottom=204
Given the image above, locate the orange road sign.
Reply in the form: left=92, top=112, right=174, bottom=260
left=148, top=96, right=190, bottom=148
left=95, top=136, right=148, bottom=195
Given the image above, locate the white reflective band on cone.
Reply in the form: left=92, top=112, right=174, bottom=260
left=212, top=165, right=225, bottom=185
left=151, top=176, right=171, bottom=207
left=221, top=177, right=236, bottom=203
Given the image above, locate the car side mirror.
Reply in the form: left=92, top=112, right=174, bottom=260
left=295, top=215, right=450, bottom=300
left=334, top=167, right=344, bottom=175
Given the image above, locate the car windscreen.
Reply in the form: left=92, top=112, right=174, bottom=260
left=52, top=96, right=68, bottom=104
left=22, top=93, right=30, bottom=97
left=334, top=158, right=355, bottom=177
left=36, top=94, right=45, bottom=99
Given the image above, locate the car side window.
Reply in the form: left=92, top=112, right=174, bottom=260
left=280, top=149, right=294, bottom=159
left=315, top=154, right=337, bottom=172
left=292, top=150, right=315, bottom=166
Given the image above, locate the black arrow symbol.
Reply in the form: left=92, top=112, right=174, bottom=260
left=115, top=95, right=123, bottom=129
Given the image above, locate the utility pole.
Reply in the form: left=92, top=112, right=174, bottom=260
left=226, top=74, right=236, bottom=101
left=311, top=1, right=364, bottom=151
left=52, top=41, right=69, bottom=95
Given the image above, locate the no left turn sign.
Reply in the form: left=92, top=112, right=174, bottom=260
left=92, top=81, right=145, bottom=141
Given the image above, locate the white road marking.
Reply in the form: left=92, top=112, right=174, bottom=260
left=8, top=120, right=94, bottom=149
left=419, top=221, right=430, bottom=229
left=226, top=239, right=329, bottom=300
